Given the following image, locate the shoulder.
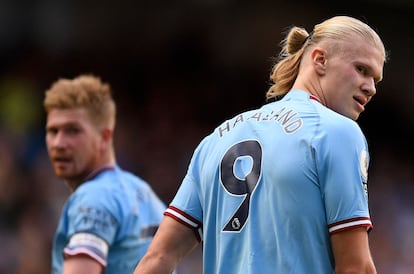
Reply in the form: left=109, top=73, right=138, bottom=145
left=317, top=107, right=365, bottom=140
left=69, top=167, right=131, bottom=204
left=312, top=109, right=369, bottom=168
left=68, top=181, right=114, bottom=213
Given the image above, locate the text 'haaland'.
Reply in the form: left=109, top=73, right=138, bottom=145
left=217, top=107, right=303, bottom=137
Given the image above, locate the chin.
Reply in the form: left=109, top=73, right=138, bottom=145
left=54, top=169, right=74, bottom=180
left=345, top=110, right=360, bottom=121
left=353, top=112, right=362, bottom=120
left=54, top=172, right=70, bottom=180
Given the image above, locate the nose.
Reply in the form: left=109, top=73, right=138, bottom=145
left=362, top=78, right=376, bottom=97
left=50, top=131, right=67, bottom=149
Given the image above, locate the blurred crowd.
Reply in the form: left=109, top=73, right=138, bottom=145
left=1, top=57, right=413, bottom=274
left=0, top=0, right=414, bottom=273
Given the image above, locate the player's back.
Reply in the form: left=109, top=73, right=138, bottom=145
left=191, top=89, right=360, bottom=273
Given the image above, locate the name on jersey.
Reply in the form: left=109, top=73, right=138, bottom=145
left=218, top=107, right=303, bottom=137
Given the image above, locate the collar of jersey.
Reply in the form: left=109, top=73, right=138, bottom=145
left=84, top=165, right=115, bottom=182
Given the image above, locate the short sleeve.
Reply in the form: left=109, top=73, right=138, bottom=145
left=63, top=187, right=118, bottom=266
left=314, top=119, right=372, bottom=234
left=165, top=141, right=205, bottom=241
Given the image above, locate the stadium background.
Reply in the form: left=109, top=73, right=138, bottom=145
left=0, top=0, right=413, bottom=273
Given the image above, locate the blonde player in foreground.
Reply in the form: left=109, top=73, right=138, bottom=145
left=135, top=15, right=387, bottom=274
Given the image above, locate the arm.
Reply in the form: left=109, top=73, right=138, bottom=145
left=331, top=227, right=376, bottom=274
left=134, top=215, right=200, bottom=274
left=63, top=254, right=103, bottom=274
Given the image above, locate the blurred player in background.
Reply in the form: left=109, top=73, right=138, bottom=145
left=44, top=75, right=166, bottom=274
left=134, top=15, right=387, bottom=274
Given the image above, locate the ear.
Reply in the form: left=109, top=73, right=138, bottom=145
left=100, top=128, right=113, bottom=149
left=311, top=47, right=327, bottom=76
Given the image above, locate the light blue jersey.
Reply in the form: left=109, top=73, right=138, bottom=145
left=52, top=165, right=166, bottom=274
left=166, top=89, right=372, bottom=274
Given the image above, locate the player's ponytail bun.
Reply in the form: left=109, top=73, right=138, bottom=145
left=266, top=27, right=310, bottom=101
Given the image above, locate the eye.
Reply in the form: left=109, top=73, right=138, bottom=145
left=46, top=127, right=58, bottom=136
left=356, top=65, right=366, bottom=75
left=65, top=126, right=81, bottom=135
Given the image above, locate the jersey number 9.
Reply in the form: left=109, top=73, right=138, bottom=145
left=220, top=140, right=262, bottom=232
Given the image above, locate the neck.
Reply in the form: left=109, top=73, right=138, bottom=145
left=65, top=163, right=115, bottom=192
left=65, top=152, right=116, bottom=192
left=292, top=75, right=327, bottom=107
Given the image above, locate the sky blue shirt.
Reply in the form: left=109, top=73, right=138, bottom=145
left=52, top=165, right=166, bottom=274
left=166, top=89, right=372, bottom=274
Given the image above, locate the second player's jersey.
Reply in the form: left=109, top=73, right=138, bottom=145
left=166, top=89, right=372, bottom=273
left=52, top=165, right=166, bottom=274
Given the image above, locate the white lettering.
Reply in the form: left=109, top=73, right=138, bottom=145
left=217, top=107, right=303, bottom=137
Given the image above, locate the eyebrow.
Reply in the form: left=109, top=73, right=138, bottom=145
left=372, top=68, right=383, bottom=84
left=46, top=121, right=82, bottom=129
left=360, top=62, right=383, bottom=84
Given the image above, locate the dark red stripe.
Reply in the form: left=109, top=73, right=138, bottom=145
left=309, top=95, right=321, bottom=102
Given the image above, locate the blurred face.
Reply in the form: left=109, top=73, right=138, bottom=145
left=46, top=108, right=103, bottom=184
left=318, top=37, right=384, bottom=120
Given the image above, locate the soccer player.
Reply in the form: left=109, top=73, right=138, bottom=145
left=133, top=15, right=386, bottom=274
left=44, top=75, right=166, bottom=274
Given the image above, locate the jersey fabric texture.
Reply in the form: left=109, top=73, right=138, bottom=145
left=165, top=89, right=372, bottom=274
left=51, top=165, right=166, bottom=274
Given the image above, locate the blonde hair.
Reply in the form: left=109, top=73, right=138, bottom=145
left=44, top=74, right=116, bottom=129
left=266, top=16, right=387, bottom=100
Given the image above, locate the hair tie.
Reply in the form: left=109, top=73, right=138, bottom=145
left=303, top=31, right=314, bottom=46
